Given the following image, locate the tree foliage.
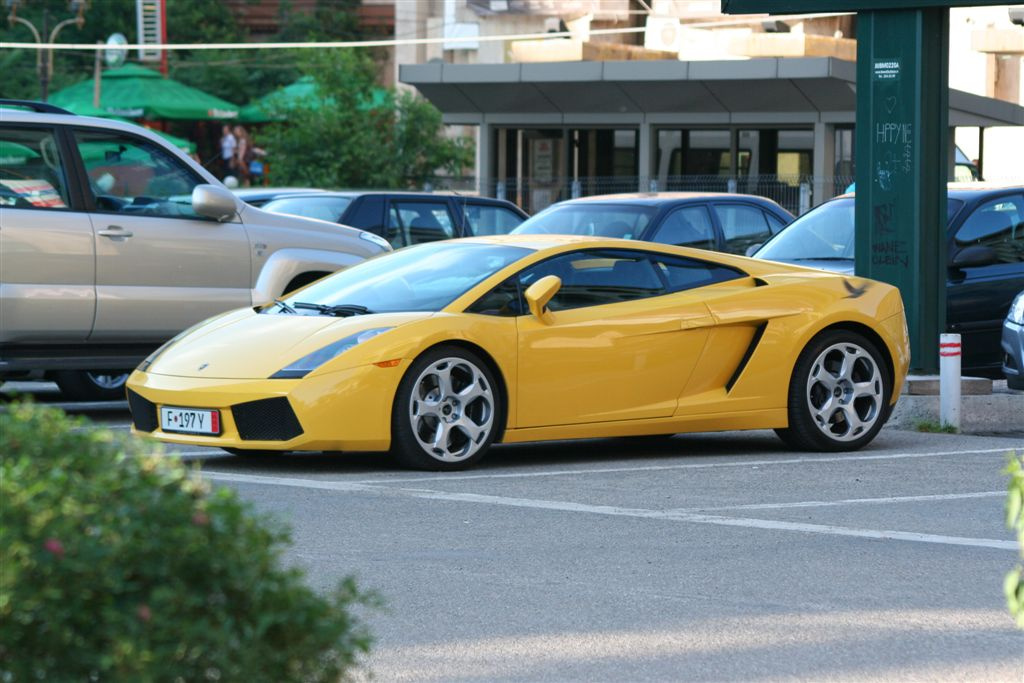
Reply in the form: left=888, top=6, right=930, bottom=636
left=0, top=401, right=376, bottom=681
left=261, top=50, right=474, bottom=189
left=1005, top=451, right=1024, bottom=627
left=0, top=0, right=365, bottom=105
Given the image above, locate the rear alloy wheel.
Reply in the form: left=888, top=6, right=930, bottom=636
left=775, top=330, right=890, bottom=452
left=53, top=370, right=130, bottom=402
left=391, top=347, right=500, bottom=471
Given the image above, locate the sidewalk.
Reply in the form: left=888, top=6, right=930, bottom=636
left=888, top=378, right=1024, bottom=434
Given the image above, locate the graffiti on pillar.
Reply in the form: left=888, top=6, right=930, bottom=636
left=874, top=122, right=914, bottom=190
left=870, top=199, right=909, bottom=268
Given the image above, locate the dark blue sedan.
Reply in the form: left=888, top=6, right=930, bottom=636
left=755, top=185, right=1024, bottom=378
left=511, top=192, right=794, bottom=256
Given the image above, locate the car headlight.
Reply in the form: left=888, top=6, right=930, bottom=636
left=1009, top=292, right=1024, bottom=325
left=359, top=231, right=391, bottom=251
left=270, top=327, right=393, bottom=379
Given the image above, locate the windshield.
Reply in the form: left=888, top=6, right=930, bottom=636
left=263, top=195, right=353, bottom=223
left=756, top=197, right=966, bottom=262
left=271, top=242, right=532, bottom=314
left=512, top=203, right=657, bottom=240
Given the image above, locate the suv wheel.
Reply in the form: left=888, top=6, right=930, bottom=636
left=53, top=370, right=130, bottom=402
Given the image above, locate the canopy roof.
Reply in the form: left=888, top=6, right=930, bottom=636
left=50, top=64, right=239, bottom=121
left=238, top=76, right=391, bottom=123
left=400, top=57, right=1024, bottom=128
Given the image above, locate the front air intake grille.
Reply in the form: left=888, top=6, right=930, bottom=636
left=127, top=389, right=158, bottom=432
left=232, top=397, right=304, bottom=441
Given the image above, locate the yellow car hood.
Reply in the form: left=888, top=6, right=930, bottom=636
left=148, top=310, right=432, bottom=379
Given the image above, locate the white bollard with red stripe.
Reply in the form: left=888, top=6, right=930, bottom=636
left=939, top=333, right=961, bottom=430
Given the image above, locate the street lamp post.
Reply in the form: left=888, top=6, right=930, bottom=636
left=6, top=0, right=87, bottom=101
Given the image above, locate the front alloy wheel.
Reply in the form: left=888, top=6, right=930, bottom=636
left=392, top=347, right=500, bottom=470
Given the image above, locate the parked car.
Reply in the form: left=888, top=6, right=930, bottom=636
left=127, top=234, right=908, bottom=469
left=262, top=191, right=529, bottom=248
left=1003, top=290, right=1024, bottom=390
left=232, top=187, right=326, bottom=207
left=753, top=185, right=1024, bottom=378
left=511, top=192, right=794, bottom=255
left=0, top=101, right=390, bottom=401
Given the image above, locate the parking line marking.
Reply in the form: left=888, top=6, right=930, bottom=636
left=202, top=472, right=1019, bottom=551
left=349, top=447, right=1022, bottom=484
left=677, top=490, right=1006, bottom=512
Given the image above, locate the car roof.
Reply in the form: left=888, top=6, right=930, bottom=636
left=557, top=192, right=779, bottom=206
left=233, top=187, right=326, bottom=199
left=831, top=183, right=1023, bottom=202
left=264, top=190, right=522, bottom=207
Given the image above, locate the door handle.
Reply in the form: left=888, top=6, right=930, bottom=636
left=98, top=226, right=134, bottom=239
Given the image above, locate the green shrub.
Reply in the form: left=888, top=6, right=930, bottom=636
left=1006, top=450, right=1024, bottom=627
left=0, top=401, right=374, bottom=681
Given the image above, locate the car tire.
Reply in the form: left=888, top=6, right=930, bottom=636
left=774, top=330, right=891, bottom=452
left=390, top=346, right=502, bottom=471
left=52, top=370, right=130, bottom=402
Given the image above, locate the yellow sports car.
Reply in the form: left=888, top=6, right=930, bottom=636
left=127, top=235, right=909, bottom=470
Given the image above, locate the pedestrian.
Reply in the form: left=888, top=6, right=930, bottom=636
left=233, top=124, right=253, bottom=187
left=219, top=124, right=236, bottom=180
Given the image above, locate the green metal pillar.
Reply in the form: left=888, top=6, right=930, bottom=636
left=855, top=9, right=949, bottom=373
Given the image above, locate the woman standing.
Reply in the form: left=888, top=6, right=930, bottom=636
left=219, top=124, right=236, bottom=180
left=233, top=125, right=252, bottom=187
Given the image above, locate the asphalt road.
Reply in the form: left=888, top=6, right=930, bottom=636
left=7, top=385, right=1024, bottom=682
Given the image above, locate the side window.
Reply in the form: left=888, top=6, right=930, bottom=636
left=714, top=203, right=772, bottom=255
left=0, top=127, right=70, bottom=210
left=518, top=250, right=664, bottom=312
left=465, top=277, right=523, bottom=317
left=386, top=200, right=455, bottom=248
left=652, top=253, right=746, bottom=293
left=955, top=196, right=1024, bottom=264
left=345, top=195, right=385, bottom=232
left=650, top=206, right=715, bottom=249
left=73, top=129, right=202, bottom=219
left=462, top=203, right=524, bottom=236
left=764, top=211, right=788, bottom=234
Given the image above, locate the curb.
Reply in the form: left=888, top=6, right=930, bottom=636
left=889, top=383, right=1024, bottom=433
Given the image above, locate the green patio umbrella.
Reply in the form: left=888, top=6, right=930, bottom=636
left=49, top=64, right=239, bottom=121
left=238, top=76, right=389, bottom=123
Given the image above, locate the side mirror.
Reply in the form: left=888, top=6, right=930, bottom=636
left=951, top=244, right=998, bottom=269
left=192, top=184, right=239, bottom=222
left=524, top=275, right=561, bottom=323
left=744, top=243, right=763, bottom=257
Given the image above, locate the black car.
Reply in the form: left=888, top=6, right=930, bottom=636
left=754, top=185, right=1024, bottom=377
left=511, top=192, right=794, bottom=255
left=262, top=191, right=529, bottom=248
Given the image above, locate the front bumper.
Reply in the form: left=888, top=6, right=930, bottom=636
left=126, top=362, right=406, bottom=452
left=1002, top=318, right=1024, bottom=391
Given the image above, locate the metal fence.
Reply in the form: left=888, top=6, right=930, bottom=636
left=415, top=174, right=1023, bottom=215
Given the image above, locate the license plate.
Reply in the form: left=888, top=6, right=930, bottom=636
left=160, top=406, right=221, bottom=435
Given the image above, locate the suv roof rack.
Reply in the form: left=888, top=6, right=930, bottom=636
left=0, top=100, right=75, bottom=115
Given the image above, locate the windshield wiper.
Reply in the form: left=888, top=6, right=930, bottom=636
left=293, top=302, right=374, bottom=317
left=269, top=298, right=297, bottom=314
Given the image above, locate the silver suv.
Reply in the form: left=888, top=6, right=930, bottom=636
left=0, top=102, right=391, bottom=400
